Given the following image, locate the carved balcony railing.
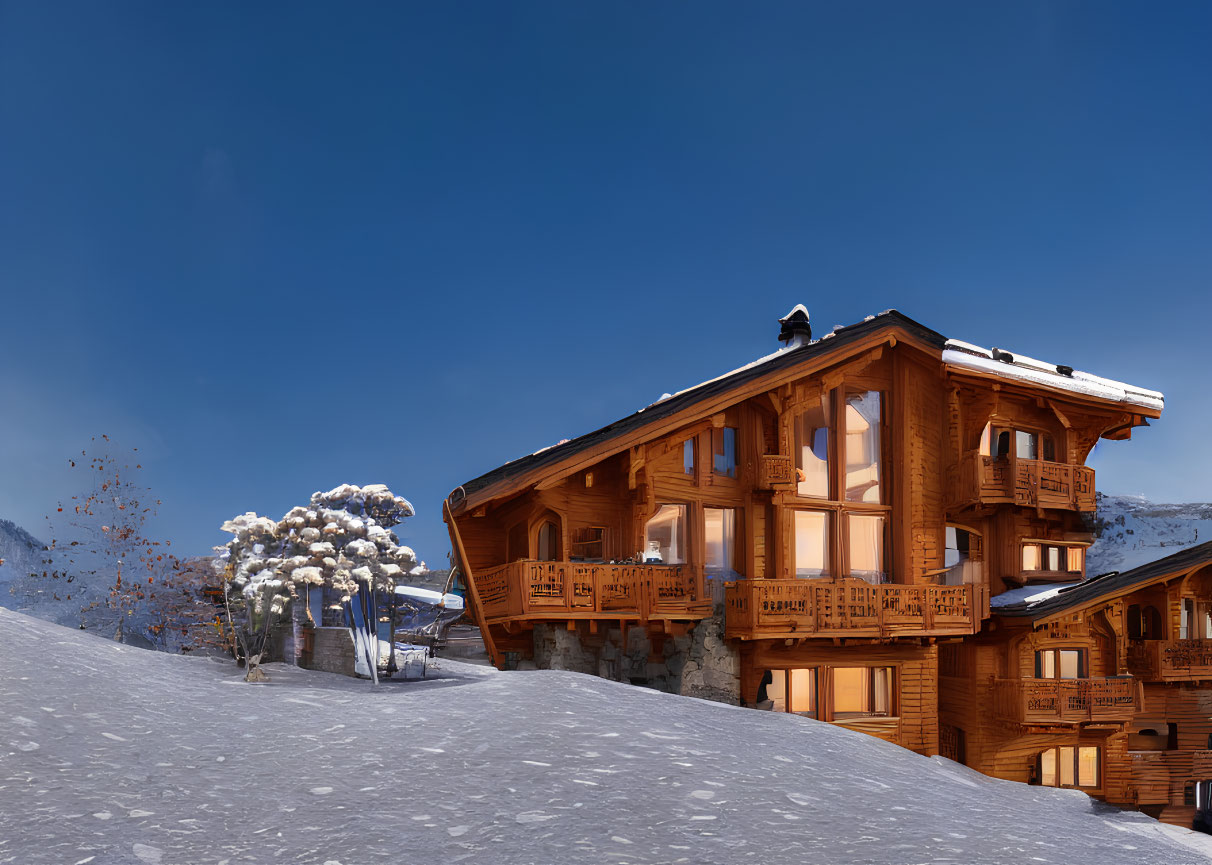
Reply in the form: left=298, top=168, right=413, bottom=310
left=991, top=676, right=1141, bottom=725
left=1127, top=639, right=1212, bottom=682
left=723, top=578, right=985, bottom=640
left=470, top=559, right=710, bottom=624
left=957, top=454, right=1095, bottom=512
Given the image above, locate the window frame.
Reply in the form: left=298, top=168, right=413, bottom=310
left=1020, top=541, right=1086, bottom=579
left=1034, top=647, right=1087, bottom=679
left=643, top=503, right=690, bottom=565
left=981, top=422, right=1059, bottom=463
left=1037, top=745, right=1100, bottom=789
left=761, top=664, right=897, bottom=722
left=786, top=384, right=891, bottom=582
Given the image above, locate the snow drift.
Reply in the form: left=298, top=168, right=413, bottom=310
left=1, top=608, right=1210, bottom=865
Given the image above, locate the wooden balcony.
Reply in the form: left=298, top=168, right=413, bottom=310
left=991, top=676, right=1141, bottom=725
left=957, top=454, right=1095, bottom=512
left=1127, top=639, right=1212, bottom=682
left=723, top=578, right=985, bottom=640
left=470, top=559, right=710, bottom=625
left=1130, top=750, right=1212, bottom=806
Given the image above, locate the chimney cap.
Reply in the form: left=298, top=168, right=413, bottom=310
left=778, top=304, right=812, bottom=345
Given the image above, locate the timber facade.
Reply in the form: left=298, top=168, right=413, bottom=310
left=443, top=307, right=1211, bottom=828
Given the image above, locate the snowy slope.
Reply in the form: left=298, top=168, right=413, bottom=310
left=1, top=608, right=1210, bottom=865
left=1088, top=493, right=1212, bottom=575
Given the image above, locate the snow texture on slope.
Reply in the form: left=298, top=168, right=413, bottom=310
left=1089, top=493, right=1212, bottom=576
left=1, top=607, right=1210, bottom=865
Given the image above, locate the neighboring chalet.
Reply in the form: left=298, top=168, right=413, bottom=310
left=443, top=307, right=1199, bottom=824
left=977, top=541, right=1212, bottom=828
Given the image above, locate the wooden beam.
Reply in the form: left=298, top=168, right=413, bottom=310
left=443, top=499, right=504, bottom=668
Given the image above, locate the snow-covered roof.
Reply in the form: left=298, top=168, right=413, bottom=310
left=943, top=339, right=1164, bottom=412
left=989, top=582, right=1080, bottom=609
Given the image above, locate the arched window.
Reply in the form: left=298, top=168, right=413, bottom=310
left=1143, top=605, right=1162, bottom=640
left=537, top=521, right=559, bottom=562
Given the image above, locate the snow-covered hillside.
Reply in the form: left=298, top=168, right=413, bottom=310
left=1088, top=493, right=1212, bottom=575
left=0, top=518, right=43, bottom=602
left=1, top=609, right=1209, bottom=865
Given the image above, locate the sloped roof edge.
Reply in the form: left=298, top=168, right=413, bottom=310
left=996, top=540, right=1212, bottom=621
left=450, top=310, right=946, bottom=508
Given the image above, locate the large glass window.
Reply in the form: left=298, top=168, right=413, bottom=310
left=831, top=667, right=894, bottom=719
left=1039, top=746, right=1099, bottom=788
left=704, top=508, right=740, bottom=580
left=845, top=392, right=882, bottom=503
left=1035, top=648, right=1085, bottom=679
left=713, top=427, right=737, bottom=479
left=794, top=396, right=831, bottom=498
left=982, top=424, right=1055, bottom=462
left=794, top=510, right=831, bottom=578
left=848, top=514, right=885, bottom=583
left=643, top=505, right=687, bottom=564
left=763, top=669, right=818, bottom=718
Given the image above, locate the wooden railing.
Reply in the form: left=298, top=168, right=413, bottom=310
left=991, top=676, right=1141, bottom=724
left=1127, top=639, right=1212, bottom=681
left=723, top=579, right=985, bottom=639
left=958, top=454, right=1095, bottom=512
left=471, top=560, right=710, bottom=624
left=1129, top=750, right=1212, bottom=806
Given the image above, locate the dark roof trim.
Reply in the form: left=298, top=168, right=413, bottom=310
left=996, top=540, right=1212, bottom=621
left=451, top=310, right=946, bottom=506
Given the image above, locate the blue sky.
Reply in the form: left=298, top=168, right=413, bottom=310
left=1, top=2, right=1210, bottom=563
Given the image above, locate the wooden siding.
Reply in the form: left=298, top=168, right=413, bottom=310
left=1128, top=639, right=1212, bottom=682
left=743, top=641, right=939, bottom=756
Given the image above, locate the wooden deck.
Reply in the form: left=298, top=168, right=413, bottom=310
left=1129, top=750, right=1212, bottom=806
left=723, top=579, right=985, bottom=640
left=958, top=454, right=1095, bottom=512
left=991, top=676, right=1141, bottom=725
left=1127, top=639, right=1212, bottom=682
left=470, top=559, right=711, bottom=624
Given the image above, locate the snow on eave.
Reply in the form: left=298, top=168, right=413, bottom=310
left=942, top=339, right=1164, bottom=412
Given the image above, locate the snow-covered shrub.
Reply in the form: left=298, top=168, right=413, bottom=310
left=219, top=484, right=419, bottom=682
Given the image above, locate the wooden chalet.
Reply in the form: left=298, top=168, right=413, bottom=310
left=443, top=307, right=1196, bottom=824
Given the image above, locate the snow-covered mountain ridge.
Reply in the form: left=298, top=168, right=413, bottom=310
left=1088, top=493, right=1212, bottom=576
left=1, top=607, right=1209, bottom=865
left=0, top=517, right=43, bottom=595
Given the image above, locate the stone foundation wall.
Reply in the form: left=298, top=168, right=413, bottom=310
left=530, top=613, right=740, bottom=705
left=299, top=626, right=356, bottom=677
